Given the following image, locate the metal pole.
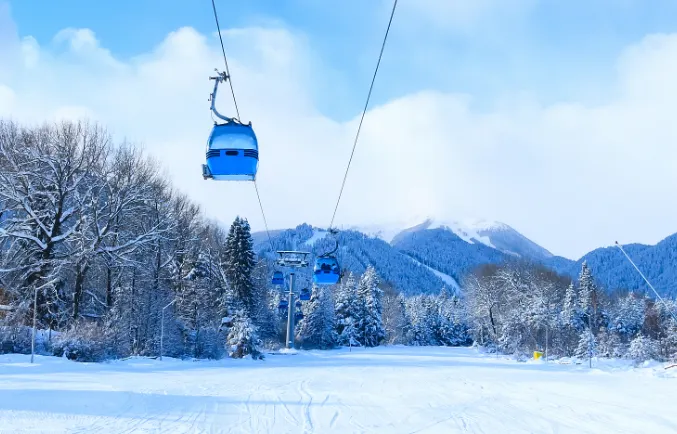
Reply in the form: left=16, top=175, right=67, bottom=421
left=160, top=308, right=164, bottom=361
left=285, top=272, right=295, bottom=349
left=160, top=299, right=177, bottom=360
left=30, top=286, right=38, bottom=364
left=588, top=313, right=593, bottom=369
left=545, top=324, right=548, bottom=362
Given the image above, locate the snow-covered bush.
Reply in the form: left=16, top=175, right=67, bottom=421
left=193, top=327, right=226, bottom=360
left=596, top=327, right=624, bottom=358
left=665, top=324, right=677, bottom=362
left=0, top=325, right=32, bottom=354
left=225, top=312, right=263, bottom=360
left=626, top=334, right=659, bottom=365
left=52, top=322, right=108, bottom=362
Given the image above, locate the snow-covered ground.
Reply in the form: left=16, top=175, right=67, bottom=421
left=406, top=255, right=461, bottom=292
left=304, top=229, right=328, bottom=246
left=1, top=347, right=675, bottom=433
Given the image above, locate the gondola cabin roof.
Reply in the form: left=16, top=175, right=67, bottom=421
left=203, top=122, right=259, bottom=181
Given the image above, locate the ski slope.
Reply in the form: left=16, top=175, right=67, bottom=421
left=406, top=255, right=461, bottom=292
left=0, top=347, right=675, bottom=433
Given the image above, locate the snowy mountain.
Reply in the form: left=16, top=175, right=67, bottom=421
left=389, top=218, right=553, bottom=261
left=252, top=218, right=553, bottom=295
left=544, top=233, right=677, bottom=298
left=254, top=224, right=453, bottom=295
left=253, top=219, right=677, bottom=298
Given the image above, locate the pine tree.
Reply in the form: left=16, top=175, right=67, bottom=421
left=557, top=281, right=583, bottom=356
left=224, top=217, right=256, bottom=315
left=578, top=261, right=598, bottom=332
left=334, top=273, right=361, bottom=347
left=356, top=266, right=385, bottom=347
left=575, top=328, right=597, bottom=366
left=612, top=292, right=645, bottom=340
left=296, top=286, right=337, bottom=349
left=405, top=296, right=429, bottom=345
left=562, top=283, right=580, bottom=328
left=437, top=292, right=470, bottom=346
left=226, top=310, right=263, bottom=359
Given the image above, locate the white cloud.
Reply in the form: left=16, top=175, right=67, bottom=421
left=1, top=9, right=676, bottom=259
left=396, top=0, right=537, bottom=36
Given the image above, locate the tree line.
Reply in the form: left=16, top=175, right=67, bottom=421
left=463, top=261, right=677, bottom=364
left=0, top=119, right=674, bottom=365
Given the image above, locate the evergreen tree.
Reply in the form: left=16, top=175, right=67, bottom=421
left=557, top=282, right=583, bottom=356
left=224, top=217, right=256, bottom=315
left=437, top=292, right=471, bottom=346
left=334, top=273, right=361, bottom=347
left=405, top=296, right=435, bottom=345
left=562, top=283, right=581, bottom=328
left=575, top=328, right=597, bottom=366
left=356, top=266, right=385, bottom=347
left=247, top=261, right=278, bottom=342
left=612, top=292, right=645, bottom=340
left=297, top=286, right=337, bottom=349
left=225, top=310, right=263, bottom=359
left=578, top=261, right=598, bottom=332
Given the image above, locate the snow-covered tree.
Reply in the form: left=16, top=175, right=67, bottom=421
left=611, top=292, right=645, bottom=340
left=626, top=334, right=658, bottom=365
left=405, top=295, right=437, bottom=346
left=381, top=285, right=407, bottom=345
left=562, top=283, right=581, bottom=328
left=356, top=266, right=384, bottom=347
left=463, top=265, right=507, bottom=345
left=596, top=327, right=623, bottom=358
left=578, top=261, right=599, bottom=332
left=334, top=273, right=361, bottom=347
left=437, top=291, right=470, bottom=346
left=575, top=329, right=597, bottom=366
left=664, top=322, right=677, bottom=362
left=224, top=217, right=256, bottom=314
left=0, top=120, right=106, bottom=329
left=296, top=286, right=337, bottom=349
left=225, top=310, right=263, bottom=360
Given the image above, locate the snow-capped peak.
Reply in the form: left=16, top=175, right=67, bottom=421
left=345, top=216, right=507, bottom=246
left=410, top=217, right=508, bottom=249
left=458, top=218, right=511, bottom=233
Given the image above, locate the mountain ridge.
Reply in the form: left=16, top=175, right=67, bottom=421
left=252, top=219, right=677, bottom=298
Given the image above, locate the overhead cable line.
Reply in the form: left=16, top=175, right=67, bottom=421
left=615, top=241, right=677, bottom=323
left=328, top=0, right=398, bottom=230
left=210, top=0, right=274, bottom=250
left=211, top=0, right=240, bottom=120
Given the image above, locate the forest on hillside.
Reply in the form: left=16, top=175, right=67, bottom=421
left=0, top=120, right=675, bottom=364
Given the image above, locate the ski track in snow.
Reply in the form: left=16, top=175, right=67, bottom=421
left=405, top=255, right=461, bottom=291
left=0, top=347, right=676, bottom=433
left=304, top=229, right=327, bottom=246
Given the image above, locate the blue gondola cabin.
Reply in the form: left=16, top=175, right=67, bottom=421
left=271, top=271, right=284, bottom=286
left=313, top=257, right=340, bottom=285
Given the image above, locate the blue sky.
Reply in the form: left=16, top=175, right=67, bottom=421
left=9, top=0, right=677, bottom=118
left=3, top=0, right=677, bottom=258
